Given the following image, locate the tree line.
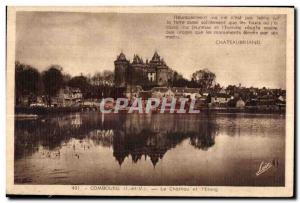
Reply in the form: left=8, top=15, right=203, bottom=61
left=15, top=61, right=285, bottom=107
left=16, top=60, right=230, bottom=107
left=15, top=61, right=115, bottom=106
left=172, top=69, right=216, bottom=90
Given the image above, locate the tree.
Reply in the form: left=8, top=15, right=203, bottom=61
left=191, top=69, right=216, bottom=90
left=68, top=75, right=90, bottom=98
left=42, top=65, right=63, bottom=106
left=91, top=70, right=114, bottom=86
left=91, top=72, right=103, bottom=86
left=89, top=71, right=116, bottom=98
left=62, top=73, right=71, bottom=86
left=15, top=61, right=41, bottom=105
left=102, top=70, right=114, bottom=85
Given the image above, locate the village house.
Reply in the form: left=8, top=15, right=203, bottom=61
left=151, top=87, right=175, bottom=99
left=171, top=87, right=201, bottom=100
left=278, top=95, right=286, bottom=103
left=57, top=86, right=83, bottom=107
left=139, top=91, right=152, bottom=100
left=256, top=95, right=277, bottom=108
left=124, top=85, right=143, bottom=99
left=171, top=87, right=185, bottom=98
left=210, top=93, right=232, bottom=107
left=245, top=94, right=283, bottom=110
left=90, top=80, right=114, bottom=87
left=277, top=95, right=286, bottom=110
left=236, top=98, right=246, bottom=109
left=196, top=93, right=210, bottom=108
left=29, top=96, right=47, bottom=107
left=219, top=87, right=227, bottom=94
left=183, top=88, right=201, bottom=100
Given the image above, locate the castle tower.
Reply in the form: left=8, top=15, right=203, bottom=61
left=131, top=54, right=147, bottom=86
left=114, top=52, right=129, bottom=87
left=149, top=51, right=171, bottom=86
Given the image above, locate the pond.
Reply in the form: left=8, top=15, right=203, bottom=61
left=14, top=113, right=285, bottom=186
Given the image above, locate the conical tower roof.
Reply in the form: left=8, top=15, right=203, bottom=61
left=151, top=51, right=160, bottom=62
left=117, top=52, right=127, bottom=61
left=133, top=54, right=143, bottom=64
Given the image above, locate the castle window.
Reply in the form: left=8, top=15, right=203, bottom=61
left=148, top=72, right=155, bottom=82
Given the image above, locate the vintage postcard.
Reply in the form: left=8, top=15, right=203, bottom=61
left=6, top=6, right=294, bottom=197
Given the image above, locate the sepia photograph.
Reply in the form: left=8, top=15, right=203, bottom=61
left=6, top=6, right=294, bottom=197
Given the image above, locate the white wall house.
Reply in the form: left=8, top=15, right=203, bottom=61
left=211, top=93, right=232, bottom=105
left=151, top=87, right=175, bottom=99
left=57, top=86, right=83, bottom=107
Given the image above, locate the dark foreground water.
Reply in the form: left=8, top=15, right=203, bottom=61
left=14, top=113, right=285, bottom=186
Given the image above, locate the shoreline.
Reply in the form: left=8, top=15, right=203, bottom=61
left=15, top=106, right=285, bottom=117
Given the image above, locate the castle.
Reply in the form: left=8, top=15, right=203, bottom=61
left=114, top=51, right=173, bottom=88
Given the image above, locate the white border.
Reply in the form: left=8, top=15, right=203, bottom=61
left=0, top=0, right=297, bottom=201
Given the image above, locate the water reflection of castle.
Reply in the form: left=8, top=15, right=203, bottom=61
left=15, top=114, right=218, bottom=166
left=90, top=114, right=218, bottom=166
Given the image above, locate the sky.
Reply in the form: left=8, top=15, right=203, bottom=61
left=16, top=11, right=286, bottom=89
